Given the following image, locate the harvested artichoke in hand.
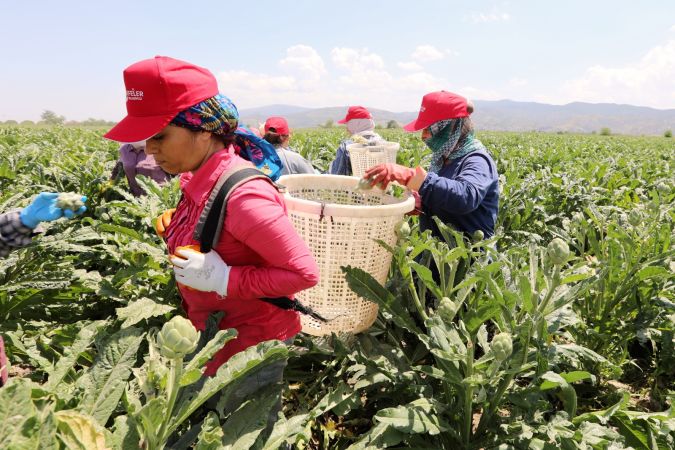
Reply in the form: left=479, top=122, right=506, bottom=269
left=355, top=176, right=385, bottom=191
left=56, top=192, right=85, bottom=211
left=355, top=177, right=375, bottom=191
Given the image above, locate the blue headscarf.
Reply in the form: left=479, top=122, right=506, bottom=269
left=171, top=94, right=283, bottom=181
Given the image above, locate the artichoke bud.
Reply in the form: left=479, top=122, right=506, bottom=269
left=157, top=316, right=200, bottom=359
left=491, top=332, right=513, bottom=361
left=395, top=220, right=411, bottom=238
left=647, top=200, right=660, bottom=214
left=547, top=238, right=570, bottom=266
left=628, top=210, right=642, bottom=227
left=437, top=297, right=458, bottom=323
left=355, top=177, right=374, bottom=191
left=656, top=182, right=670, bottom=195
left=351, top=135, right=368, bottom=145
left=56, top=192, right=84, bottom=210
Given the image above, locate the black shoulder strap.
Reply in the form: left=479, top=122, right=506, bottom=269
left=191, top=166, right=328, bottom=323
left=193, top=167, right=273, bottom=253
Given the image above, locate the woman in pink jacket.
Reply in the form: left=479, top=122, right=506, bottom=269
left=104, top=56, right=319, bottom=422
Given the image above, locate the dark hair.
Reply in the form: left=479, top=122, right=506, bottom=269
left=263, top=132, right=283, bottom=146
left=461, top=116, right=474, bottom=136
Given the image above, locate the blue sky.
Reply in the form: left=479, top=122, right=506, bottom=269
left=2, top=0, right=674, bottom=121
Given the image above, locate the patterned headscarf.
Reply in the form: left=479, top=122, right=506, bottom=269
left=171, top=94, right=283, bottom=180
left=424, top=118, right=484, bottom=173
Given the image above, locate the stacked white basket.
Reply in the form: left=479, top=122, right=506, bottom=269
left=278, top=174, right=414, bottom=335
left=347, top=142, right=400, bottom=178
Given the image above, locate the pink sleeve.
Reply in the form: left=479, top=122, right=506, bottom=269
left=225, top=180, right=319, bottom=299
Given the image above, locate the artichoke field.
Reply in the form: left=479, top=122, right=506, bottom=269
left=0, top=126, right=673, bottom=449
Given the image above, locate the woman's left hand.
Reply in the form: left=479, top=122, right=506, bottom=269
left=170, top=246, right=230, bottom=297
left=364, top=164, right=427, bottom=190
left=406, top=191, right=422, bottom=216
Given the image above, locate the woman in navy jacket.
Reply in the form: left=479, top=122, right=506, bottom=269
left=365, top=91, right=499, bottom=239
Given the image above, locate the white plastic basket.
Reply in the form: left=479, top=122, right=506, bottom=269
left=278, top=174, right=415, bottom=336
left=347, top=142, right=400, bottom=178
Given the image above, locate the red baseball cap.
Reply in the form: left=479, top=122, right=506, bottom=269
left=337, top=105, right=372, bottom=124
left=264, top=116, right=290, bottom=135
left=403, top=91, right=469, bottom=132
left=104, top=56, right=219, bottom=142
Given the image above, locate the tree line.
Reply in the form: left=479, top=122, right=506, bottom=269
left=0, top=110, right=116, bottom=127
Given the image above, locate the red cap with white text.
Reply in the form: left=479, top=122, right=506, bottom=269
left=104, top=56, right=219, bottom=142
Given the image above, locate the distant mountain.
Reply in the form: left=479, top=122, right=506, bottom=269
left=240, top=101, right=675, bottom=136
left=472, top=100, right=675, bottom=135
left=239, top=106, right=416, bottom=130
left=238, top=104, right=312, bottom=118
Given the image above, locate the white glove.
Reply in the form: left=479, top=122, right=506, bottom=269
left=170, top=247, right=230, bottom=297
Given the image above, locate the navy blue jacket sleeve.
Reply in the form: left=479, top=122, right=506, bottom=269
left=418, top=154, right=494, bottom=216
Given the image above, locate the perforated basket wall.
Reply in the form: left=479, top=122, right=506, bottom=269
left=347, top=142, right=400, bottom=178
left=278, top=174, right=415, bottom=336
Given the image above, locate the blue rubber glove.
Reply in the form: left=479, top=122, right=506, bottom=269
left=19, top=192, right=87, bottom=228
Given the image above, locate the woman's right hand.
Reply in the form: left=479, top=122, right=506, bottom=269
left=154, top=208, right=176, bottom=238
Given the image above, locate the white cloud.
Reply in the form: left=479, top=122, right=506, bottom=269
left=217, top=70, right=297, bottom=92
left=279, top=45, right=326, bottom=82
left=411, top=45, right=445, bottom=62
left=465, top=8, right=511, bottom=24
left=459, top=86, right=503, bottom=101
left=212, top=45, right=451, bottom=111
left=215, top=46, right=328, bottom=109
left=331, top=47, right=396, bottom=93
left=397, top=61, right=423, bottom=71
left=398, top=72, right=445, bottom=91
left=670, top=24, right=675, bottom=32
left=331, top=47, right=385, bottom=72
left=558, top=39, right=675, bottom=108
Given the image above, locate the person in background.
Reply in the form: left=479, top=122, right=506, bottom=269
left=262, top=116, right=315, bottom=175
left=110, top=141, right=172, bottom=196
left=104, top=56, right=319, bottom=433
left=328, top=105, right=386, bottom=175
left=364, top=91, right=499, bottom=239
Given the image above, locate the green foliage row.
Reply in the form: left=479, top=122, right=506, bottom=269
left=0, top=126, right=673, bottom=449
